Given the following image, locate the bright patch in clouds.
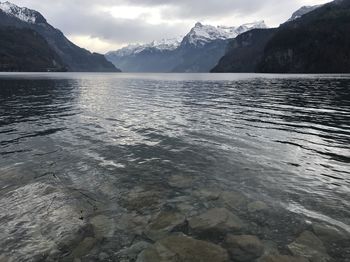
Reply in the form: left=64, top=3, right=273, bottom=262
left=107, top=5, right=154, bottom=20
left=68, top=35, right=122, bottom=54
left=105, top=5, right=186, bottom=25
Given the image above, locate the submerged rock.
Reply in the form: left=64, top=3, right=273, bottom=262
left=312, top=223, right=350, bottom=242
left=260, top=240, right=280, bottom=257
left=0, top=255, right=11, bottom=262
left=72, top=237, right=96, bottom=258
left=123, top=187, right=164, bottom=211
left=136, top=234, right=229, bottom=262
left=117, top=212, right=150, bottom=235
left=145, top=211, right=186, bottom=241
left=116, top=241, right=152, bottom=261
left=248, top=201, right=268, bottom=213
left=188, top=208, right=243, bottom=235
left=221, top=191, right=247, bottom=209
left=193, top=189, right=221, bottom=201
left=224, top=234, right=264, bottom=261
left=260, top=255, right=309, bottom=262
left=168, top=175, right=194, bottom=188
left=0, top=181, right=91, bottom=261
left=90, top=215, right=115, bottom=239
left=288, top=231, right=331, bottom=262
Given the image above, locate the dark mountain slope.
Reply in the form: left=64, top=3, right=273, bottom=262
left=212, top=0, right=350, bottom=73
left=211, top=29, right=276, bottom=73
left=0, top=27, right=66, bottom=71
left=258, top=0, right=350, bottom=73
left=0, top=2, right=120, bottom=72
left=172, top=39, right=229, bottom=73
left=107, top=48, right=181, bottom=73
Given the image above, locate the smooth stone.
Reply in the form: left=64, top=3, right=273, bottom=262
left=117, top=212, right=150, bottom=235
left=145, top=211, right=186, bottom=241
left=188, top=208, right=243, bottom=234
left=260, top=255, right=309, bottom=262
left=136, top=234, right=229, bottom=262
left=312, top=223, right=349, bottom=242
left=176, top=203, right=194, bottom=213
left=90, top=215, right=115, bottom=239
left=72, top=237, right=96, bottom=258
left=125, top=187, right=163, bottom=210
left=288, top=231, right=331, bottom=262
left=168, top=175, right=193, bottom=188
left=117, top=241, right=152, bottom=261
left=224, top=234, right=264, bottom=261
left=248, top=201, right=268, bottom=213
left=0, top=255, right=11, bottom=262
left=260, top=240, right=280, bottom=257
left=221, top=191, right=247, bottom=209
left=194, top=189, right=221, bottom=201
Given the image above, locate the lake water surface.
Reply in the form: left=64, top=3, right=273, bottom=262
left=0, top=73, right=349, bottom=261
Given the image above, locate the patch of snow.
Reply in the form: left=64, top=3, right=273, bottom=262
left=0, top=1, right=39, bottom=23
left=107, top=37, right=182, bottom=57
left=183, top=21, right=267, bottom=47
left=287, top=5, right=322, bottom=22
left=107, top=21, right=267, bottom=56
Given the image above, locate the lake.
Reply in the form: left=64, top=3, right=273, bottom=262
left=0, top=73, right=349, bottom=261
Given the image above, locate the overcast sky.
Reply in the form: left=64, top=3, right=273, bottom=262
left=11, top=0, right=330, bottom=53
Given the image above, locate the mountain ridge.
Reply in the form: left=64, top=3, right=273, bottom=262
left=0, top=1, right=120, bottom=72
left=212, top=0, right=350, bottom=73
left=105, top=21, right=267, bottom=72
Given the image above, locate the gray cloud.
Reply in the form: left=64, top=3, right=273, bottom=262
left=10, top=0, right=329, bottom=52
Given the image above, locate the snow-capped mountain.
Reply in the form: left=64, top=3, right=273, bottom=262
left=107, top=37, right=182, bottom=58
left=181, top=21, right=267, bottom=47
left=0, top=1, right=45, bottom=24
left=106, top=20, right=267, bottom=68
left=109, top=20, right=264, bottom=58
left=106, top=20, right=268, bottom=72
left=287, top=5, right=322, bottom=22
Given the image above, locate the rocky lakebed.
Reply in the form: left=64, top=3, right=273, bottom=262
left=1, top=171, right=349, bottom=262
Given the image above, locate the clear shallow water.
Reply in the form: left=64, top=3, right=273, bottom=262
left=0, top=73, right=349, bottom=261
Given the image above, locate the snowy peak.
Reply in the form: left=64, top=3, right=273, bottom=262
left=107, top=21, right=267, bottom=57
left=0, top=1, right=46, bottom=24
left=288, top=5, right=322, bottom=22
left=235, top=21, right=267, bottom=35
left=182, top=21, right=267, bottom=47
left=148, top=37, right=182, bottom=51
left=107, top=37, right=182, bottom=57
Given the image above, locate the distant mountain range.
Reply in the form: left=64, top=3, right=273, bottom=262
left=212, top=0, right=350, bottom=73
left=1, top=0, right=348, bottom=73
left=0, top=1, right=120, bottom=72
left=106, top=21, right=267, bottom=73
